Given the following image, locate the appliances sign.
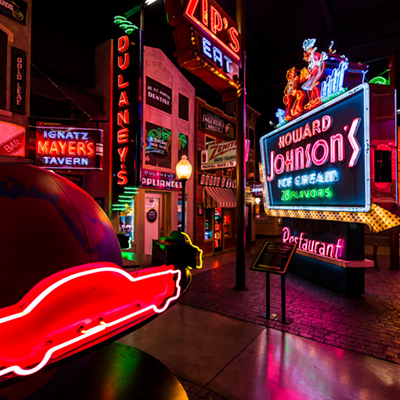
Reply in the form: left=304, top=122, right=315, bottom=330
left=36, top=127, right=103, bottom=170
left=260, top=84, right=370, bottom=212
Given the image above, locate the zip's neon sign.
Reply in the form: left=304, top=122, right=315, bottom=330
left=184, top=0, right=240, bottom=62
left=282, top=227, right=344, bottom=259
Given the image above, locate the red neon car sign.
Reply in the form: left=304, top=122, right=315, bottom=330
left=0, top=262, right=181, bottom=380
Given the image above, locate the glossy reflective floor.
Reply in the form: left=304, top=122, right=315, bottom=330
left=118, top=239, right=400, bottom=400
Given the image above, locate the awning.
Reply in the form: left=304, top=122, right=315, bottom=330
left=203, top=187, right=236, bottom=208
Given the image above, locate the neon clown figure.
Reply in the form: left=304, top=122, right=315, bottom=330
left=301, top=38, right=327, bottom=110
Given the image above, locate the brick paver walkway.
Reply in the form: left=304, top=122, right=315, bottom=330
left=180, top=244, right=400, bottom=365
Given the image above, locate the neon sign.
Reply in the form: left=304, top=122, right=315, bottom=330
left=183, top=0, right=241, bottom=63
left=0, top=262, right=181, bottom=379
left=202, top=37, right=233, bottom=74
left=112, top=31, right=142, bottom=206
left=260, top=84, right=370, bottom=212
left=165, top=0, right=240, bottom=96
left=36, top=127, right=103, bottom=170
left=278, top=39, right=367, bottom=125
left=282, top=227, right=344, bottom=259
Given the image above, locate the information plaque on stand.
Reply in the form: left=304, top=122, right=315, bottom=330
left=250, top=242, right=297, bottom=324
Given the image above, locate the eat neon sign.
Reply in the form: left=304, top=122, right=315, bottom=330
left=0, top=262, right=181, bottom=379
left=184, top=0, right=240, bottom=63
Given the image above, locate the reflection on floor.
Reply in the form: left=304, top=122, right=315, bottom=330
left=117, top=236, right=400, bottom=400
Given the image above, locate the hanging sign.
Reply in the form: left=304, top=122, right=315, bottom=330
left=261, top=84, right=370, bottom=212
left=112, top=31, right=142, bottom=198
left=0, top=0, right=27, bottom=25
left=11, top=47, right=26, bottom=114
left=36, top=127, right=103, bottom=170
left=199, top=173, right=236, bottom=189
left=165, top=0, right=241, bottom=99
left=201, top=139, right=250, bottom=170
left=200, top=106, right=235, bottom=138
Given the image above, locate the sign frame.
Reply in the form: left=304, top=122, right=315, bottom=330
left=260, top=84, right=371, bottom=213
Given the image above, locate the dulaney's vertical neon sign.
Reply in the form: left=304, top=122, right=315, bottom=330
left=115, top=35, right=131, bottom=186
left=113, top=30, right=142, bottom=202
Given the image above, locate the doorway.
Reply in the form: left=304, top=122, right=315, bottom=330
left=144, top=193, right=163, bottom=255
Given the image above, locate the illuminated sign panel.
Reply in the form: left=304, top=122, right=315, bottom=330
left=260, top=84, right=370, bottom=212
left=165, top=0, right=241, bottom=97
left=183, top=0, right=241, bottom=64
left=36, top=127, right=103, bottom=170
left=112, top=33, right=142, bottom=195
left=201, top=139, right=250, bottom=170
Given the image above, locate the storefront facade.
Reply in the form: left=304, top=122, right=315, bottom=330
left=126, top=47, right=195, bottom=254
left=194, top=98, right=259, bottom=255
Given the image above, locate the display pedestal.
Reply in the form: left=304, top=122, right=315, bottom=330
left=51, top=343, right=188, bottom=400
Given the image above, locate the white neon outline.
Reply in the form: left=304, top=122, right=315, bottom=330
left=347, top=117, right=361, bottom=167
left=0, top=266, right=181, bottom=378
left=259, top=83, right=370, bottom=213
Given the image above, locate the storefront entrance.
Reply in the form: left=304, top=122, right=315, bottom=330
left=144, top=193, right=163, bottom=255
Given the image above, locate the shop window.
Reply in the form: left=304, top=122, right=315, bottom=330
left=179, top=94, right=189, bottom=121
left=223, top=210, right=231, bottom=237
left=374, top=150, right=392, bottom=183
left=0, top=29, right=7, bottom=110
left=119, top=200, right=135, bottom=242
left=247, top=162, right=255, bottom=180
left=204, top=208, right=213, bottom=241
left=178, top=192, right=187, bottom=231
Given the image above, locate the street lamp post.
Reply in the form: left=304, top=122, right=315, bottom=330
left=176, top=155, right=192, bottom=232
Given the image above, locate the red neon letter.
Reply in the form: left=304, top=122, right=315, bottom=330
left=118, top=53, right=130, bottom=70
left=118, top=91, right=129, bottom=108
left=330, top=134, right=344, bottom=163
left=117, top=110, right=129, bottom=126
left=311, top=139, right=329, bottom=166
left=118, top=146, right=128, bottom=162
left=228, top=28, right=240, bottom=53
left=210, top=6, right=222, bottom=34
left=117, top=170, right=128, bottom=185
left=118, top=36, right=129, bottom=53
left=118, top=74, right=129, bottom=89
left=202, top=0, right=208, bottom=26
